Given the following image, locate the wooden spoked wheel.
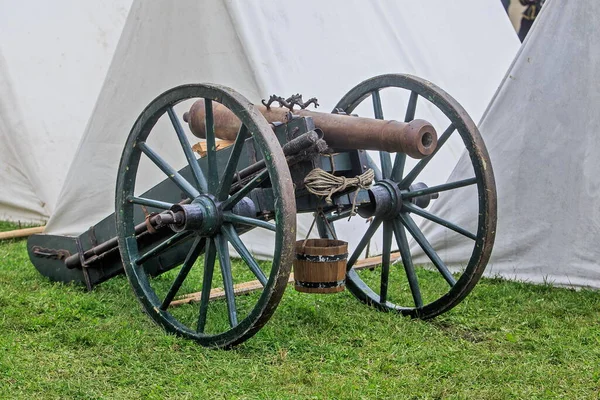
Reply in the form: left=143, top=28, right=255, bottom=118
left=322, top=74, right=497, bottom=319
left=115, top=84, right=296, bottom=348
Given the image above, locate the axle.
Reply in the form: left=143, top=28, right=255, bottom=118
left=183, top=99, right=437, bottom=159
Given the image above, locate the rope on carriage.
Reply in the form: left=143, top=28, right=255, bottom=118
left=303, top=168, right=375, bottom=215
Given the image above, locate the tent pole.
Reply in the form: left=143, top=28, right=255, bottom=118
left=0, top=226, right=45, bottom=241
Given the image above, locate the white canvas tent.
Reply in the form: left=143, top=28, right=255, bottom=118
left=25, top=0, right=519, bottom=260
left=418, top=0, right=600, bottom=288
left=0, top=1, right=520, bottom=262
left=0, top=0, right=132, bottom=223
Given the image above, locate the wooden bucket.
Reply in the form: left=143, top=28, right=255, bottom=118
left=293, top=239, right=348, bottom=294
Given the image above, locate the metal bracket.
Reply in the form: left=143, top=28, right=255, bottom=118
left=262, top=94, right=319, bottom=111
left=31, top=246, right=71, bottom=260
left=75, top=237, right=93, bottom=291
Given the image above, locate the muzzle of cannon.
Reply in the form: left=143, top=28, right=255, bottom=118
left=182, top=99, right=437, bottom=159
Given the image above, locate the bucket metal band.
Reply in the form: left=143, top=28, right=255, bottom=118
left=294, top=279, right=346, bottom=289
left=295, top=253, right=348, bottom=262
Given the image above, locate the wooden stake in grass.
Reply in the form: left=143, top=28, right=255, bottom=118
left=170, top=251, right=401, bottom=306
left=0, top=226, right=45, bottom=241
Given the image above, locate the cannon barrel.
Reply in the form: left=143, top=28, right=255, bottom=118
left=183, top=100, right=437, bottom=159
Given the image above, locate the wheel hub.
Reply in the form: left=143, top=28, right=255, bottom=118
left=405, top=182, right=439, bottom=209
left=168, top=195, right=223, bottom=236
left=359, top=179, right=403, bottom=219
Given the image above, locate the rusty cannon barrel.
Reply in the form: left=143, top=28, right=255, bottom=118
left=183, top=99, right=437, bottom=159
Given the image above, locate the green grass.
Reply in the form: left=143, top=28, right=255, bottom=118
left=0, top=220, right=599, bottom=399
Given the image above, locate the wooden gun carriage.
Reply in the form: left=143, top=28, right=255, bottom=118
left=27, top=74, right=496, bottom=348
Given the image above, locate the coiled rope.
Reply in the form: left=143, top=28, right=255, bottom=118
left=304, top=168, right=375, bottom=215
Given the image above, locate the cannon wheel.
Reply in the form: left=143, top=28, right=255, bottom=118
left=115, top=84, right=296, bottom=348
left=323, top=73, right=496, bottom=319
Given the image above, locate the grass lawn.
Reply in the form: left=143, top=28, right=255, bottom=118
left=0, top=221, right=599, bottom=399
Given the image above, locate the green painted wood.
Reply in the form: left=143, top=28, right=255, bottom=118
left=135, top=230, right=192, bottom=265
left=400, top=213, right=456, bottom=287
left=392, top=218, right=423, bottom=309
left=216, top=234, right=238, bottom=327
left=222, top=224, right=267, bottom=286
left=205, top=99, right=218, bottom=194
left=379, top=221, right=392, bottom=304
left=331, top=73, right=496, bottom=319
left=347, top=217, right=382, bottom=269
left=115, top=83, right=296, bottom=348
left=138, top=141, right=200, bottom=199
left=217, top=124, right=248, bottom=200
left=197, top=238, right=216, bottom=333
left=401, top=177, right=477, bottom=199
left=223, top=212, right=276, bottom=232
left=127, top=195, right=173, bottom=210
left=222, top=170, right=269, bottom=211
left=160, top=235, right=204, bottom=310
left=402, top=202, right=476, bottom=240
left=168, top=106, right=208, bottom=193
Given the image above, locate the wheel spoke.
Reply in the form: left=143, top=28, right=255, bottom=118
left=138, top=141, right=200, bottom=199
left=222, top=224, right=268, bottom=286
left=197, top=237, right=216, bottom=333
left=390, top=91, right=418, bottom=182
left=402, top=177, right=477, bottom=200
left=391, top=153, right=406, bottom=183
left=405, top=91, right=418, bottom=122
left=347, top=217, right=383, bottom=269
left=127, top=195, right=173, bottom=210
left=372, top=90, right=384, bottom=119
left=160, top=235, right=203, bottom=310
left=217, top=124, right=248, bottom=200
left=205, top=99, right=219, bottom=194
left=223, top=212, right=276, bottom=232
left=400, top=123, right=456, bottom=188
left=380, top=154, right=393, bottom=180
left=167, top=106, right=208, bottom=193
left=135, top=230, right=192, bottom=265
left=372, top=90, right=392, bottom=179
left=402, top=202, right=477, bottom=240
left=400, top=213, right=456, bottom=287
left=379, top=221, right=393, bottom=304
left=392, top=218, right=423, bottom=308
left=222, top=169, right=269, bottom=211
left=215, top=234, right=238, bottom=327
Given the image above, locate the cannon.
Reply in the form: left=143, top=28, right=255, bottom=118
left=27, top=74, right=496, bottom=348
